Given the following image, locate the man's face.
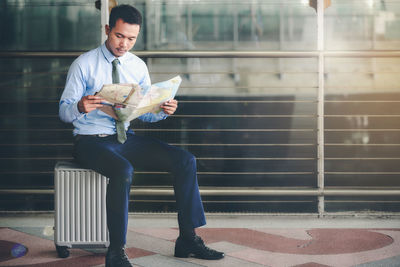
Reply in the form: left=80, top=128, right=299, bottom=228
left=105, top=18, right=140, bottom=57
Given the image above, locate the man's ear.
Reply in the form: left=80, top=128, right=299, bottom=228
left=105, top=25, right=110, bottom=36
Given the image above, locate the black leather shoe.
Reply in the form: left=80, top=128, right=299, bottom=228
left=174, top=235, right=224, bottom=260
left=105, top=246, right=132, bottom=267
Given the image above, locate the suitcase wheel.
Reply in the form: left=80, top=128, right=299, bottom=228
left=56, top=245, right=70, bottom=258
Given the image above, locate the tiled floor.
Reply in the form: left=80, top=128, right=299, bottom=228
left=1, top=214, right=400, bottom=267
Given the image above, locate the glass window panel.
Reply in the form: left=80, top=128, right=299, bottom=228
left=0, top=0, right=100, bottom=51
left=325, top=0, right=400, bottom=50
left=325, top=58, right=400, bottom=98
left=144, top=0, right=317, bottom=51
left=0, top=58, right=73, bottom=101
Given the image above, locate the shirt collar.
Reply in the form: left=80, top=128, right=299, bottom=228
left=100, top=43, right=129, bottom=65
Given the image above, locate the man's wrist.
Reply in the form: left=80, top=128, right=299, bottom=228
left=74, top=101, right=85, bottom=117
left=77, top=100, right=83, bottom=113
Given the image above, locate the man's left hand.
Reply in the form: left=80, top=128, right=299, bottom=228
left=161, top=99, right=178, bottom=115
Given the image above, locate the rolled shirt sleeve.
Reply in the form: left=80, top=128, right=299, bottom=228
left=138, top=111, right=168, bottom=123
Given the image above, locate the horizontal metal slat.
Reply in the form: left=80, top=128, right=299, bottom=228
left=1, top=187, right=400, bottom=196
left=0, top=51, right=320, bottom=58
left=0, top=131, right=315, bottom=145
left=0, top=158, right=316, bottom=173
left=1, top=50, right=400, bottom=58
left=0, top=116, right=316, bottom=130
left=0, top=144, right=315, bottom=158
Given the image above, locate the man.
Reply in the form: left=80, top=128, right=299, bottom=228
left=59, top=4, right=224, bottom=267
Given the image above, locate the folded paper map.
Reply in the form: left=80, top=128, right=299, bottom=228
left=96, top=75, right=181, bottom=122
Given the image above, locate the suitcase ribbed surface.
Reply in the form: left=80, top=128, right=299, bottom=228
left=54, top=161, right=109, bottom=247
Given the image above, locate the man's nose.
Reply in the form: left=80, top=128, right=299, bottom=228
left=120, top=38, right=127, bottom=47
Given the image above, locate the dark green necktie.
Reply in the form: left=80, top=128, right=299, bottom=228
left=112, top=59, right=127, bottom=144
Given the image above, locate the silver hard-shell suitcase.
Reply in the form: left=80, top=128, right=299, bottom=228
left=54, top=161, right=109, bottom=258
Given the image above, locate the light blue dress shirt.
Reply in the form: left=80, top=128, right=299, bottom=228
left=59, top=43, right=167, bottom=136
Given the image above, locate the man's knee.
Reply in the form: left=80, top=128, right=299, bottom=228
left=106, top=161, right=134, bottom=187
left=178, top=149, right=196, bottom=165
left=175, top=150, right=197, bottom=174
left=115, top=165, right=134, bottom=183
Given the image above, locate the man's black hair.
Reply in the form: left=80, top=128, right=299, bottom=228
left=109, top=4, right=142, bottom=29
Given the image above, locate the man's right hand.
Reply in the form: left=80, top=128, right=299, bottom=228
left=78, top=95, right=104, bottom=113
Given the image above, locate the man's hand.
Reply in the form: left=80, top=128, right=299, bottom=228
left=161, top=99, right=178, bottom=115
left=78, top=95, right=104, bottom=113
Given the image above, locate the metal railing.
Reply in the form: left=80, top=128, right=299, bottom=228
left=1, top=49, right=400, bottom=216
